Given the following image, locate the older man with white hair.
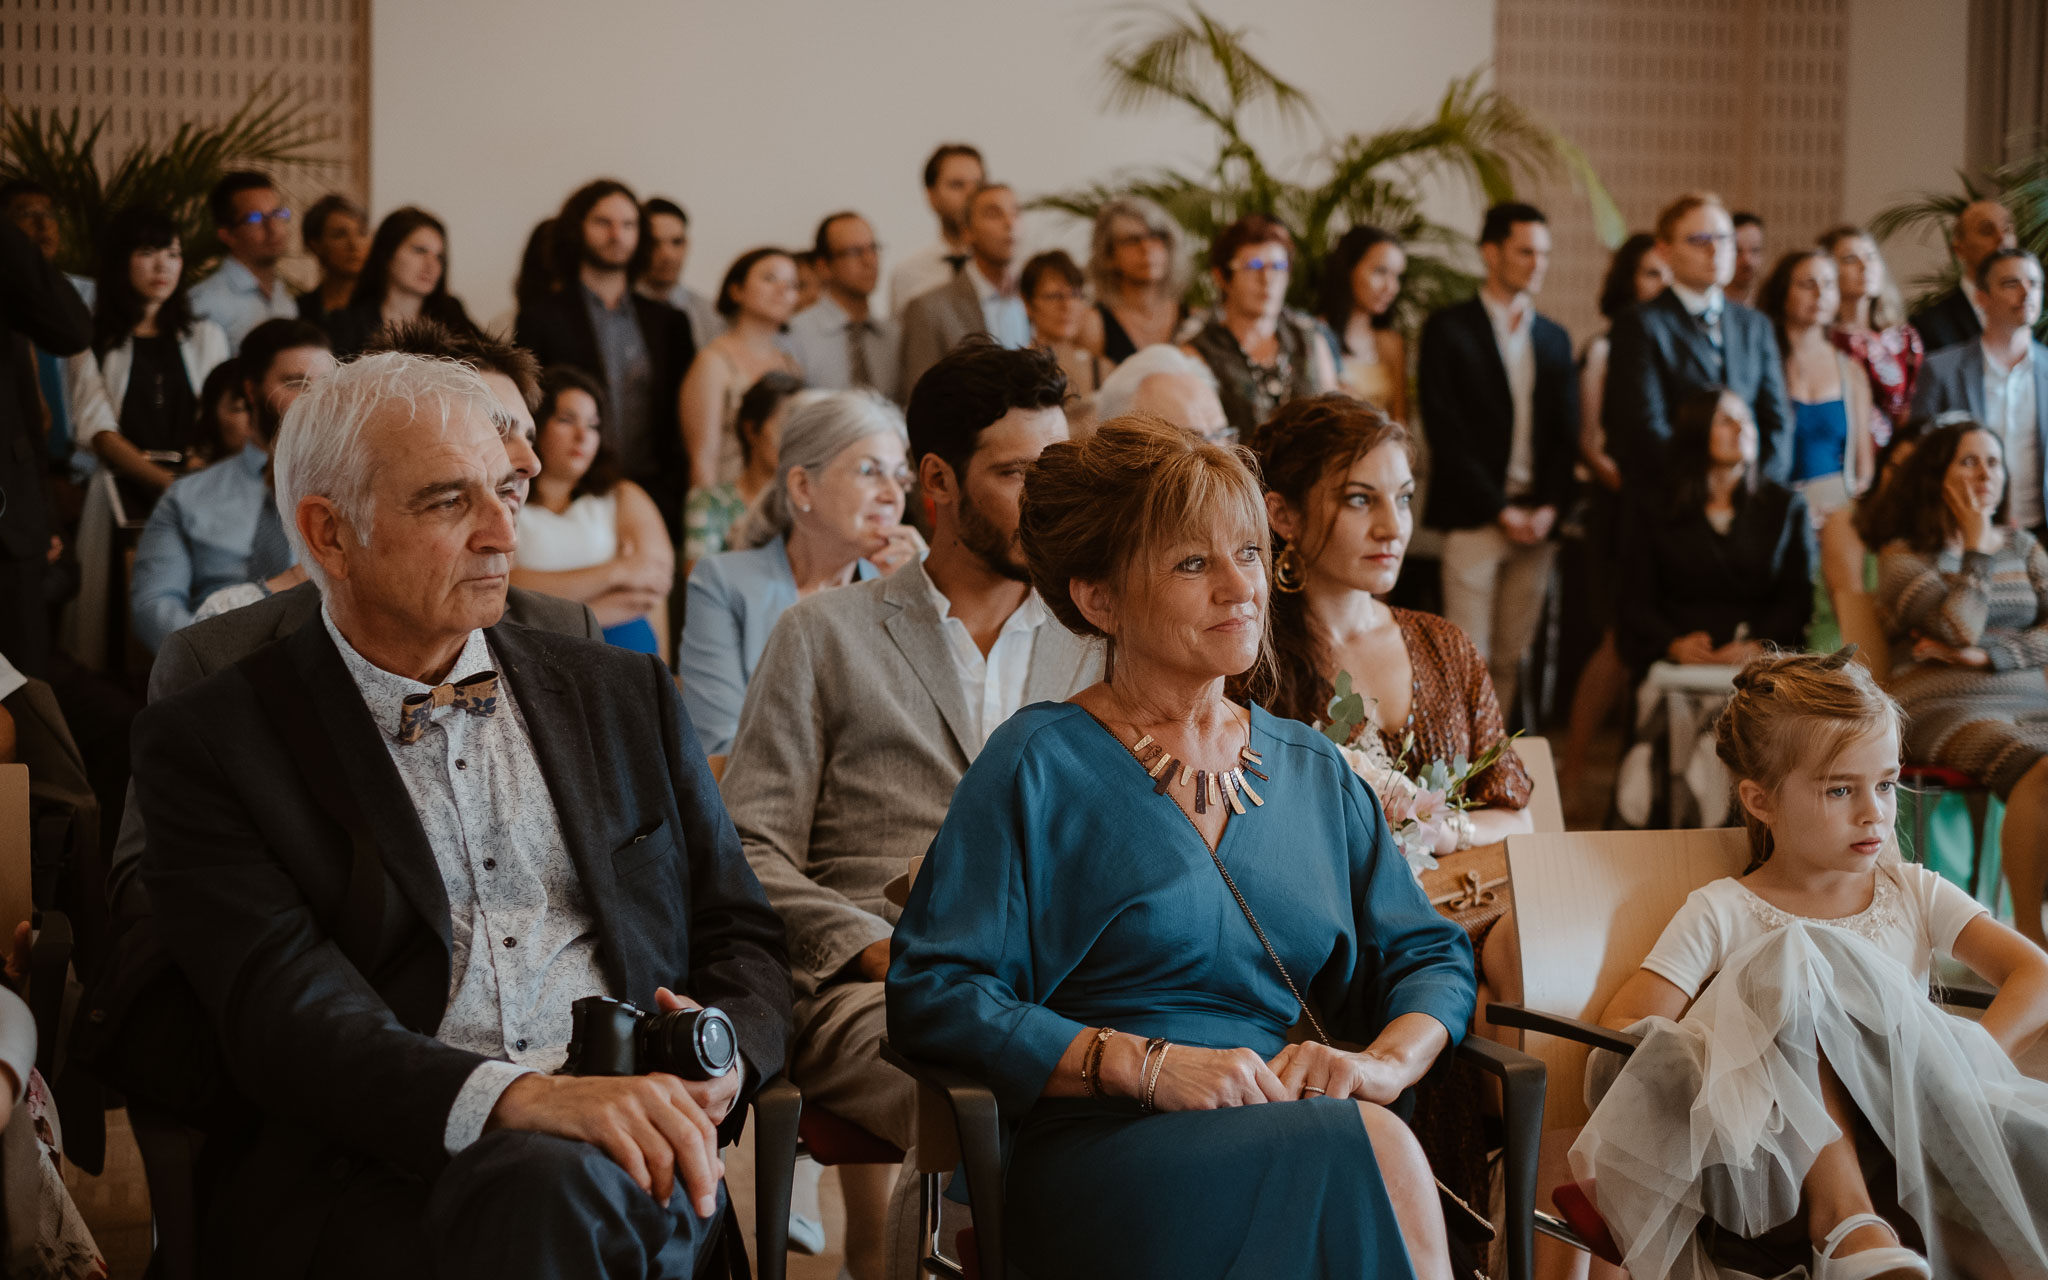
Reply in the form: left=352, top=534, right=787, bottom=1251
left=132, top=352, right=791, bottom=1280
left=1093, top=343, right=1231, bottom=441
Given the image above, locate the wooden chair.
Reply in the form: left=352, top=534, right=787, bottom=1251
left=1484, top=827, right=1749, bottom=1258
left=1515, top=735, right=1565, bottom=834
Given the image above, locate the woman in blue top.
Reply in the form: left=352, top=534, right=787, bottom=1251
left=888, top=415, right=1474, bottom=1279
left=1759, top=248, right=1874, bottom=523
left=677, top=389, right=923, bottom=755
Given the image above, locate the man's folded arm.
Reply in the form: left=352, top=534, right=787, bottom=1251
left=135, top=693, right=493, bottom=1178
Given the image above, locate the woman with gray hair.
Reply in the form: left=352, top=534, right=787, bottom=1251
left=678, top=388, right=923, bottom=755
left=1081, top=195, right=1191, bottom=364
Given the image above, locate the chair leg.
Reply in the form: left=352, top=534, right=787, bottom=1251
left=1965, top=788, right=1992, bottom=902
left=1497, top=1055, right=1545, bottom=1280
left=749, top=1079, right=802, bottom=1280
left=947, top=1088, right=1004, bottom=1280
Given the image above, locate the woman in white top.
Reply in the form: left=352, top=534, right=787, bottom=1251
left=511, top=367, right=674, bottom=657
left=1579, top=651, right=2048, bottom=1280
left=677, top=389, right=924, bottom=756
left=67, top=206, right=230, bottom=495
left=679, top=246, right=804, bottom=494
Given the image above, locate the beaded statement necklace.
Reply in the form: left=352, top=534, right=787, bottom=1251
left=1128, top=731, right=1268, bottom=816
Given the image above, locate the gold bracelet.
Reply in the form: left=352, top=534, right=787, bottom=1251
left=1144, top=1042, right=1173, bottom=1113
left=1082, top=1026, right=1115, bottom=1099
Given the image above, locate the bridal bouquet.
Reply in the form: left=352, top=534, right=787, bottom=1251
left=1321, top=671, right=1518, bottom=879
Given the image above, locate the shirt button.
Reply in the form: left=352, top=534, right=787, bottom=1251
left=502, top=937, right=516, bottom=949
left=456, top=759, right=468, bottom=770
left=483, top=858, right=497, bottom=870
left=514, top=1038, right=527, bottom=1052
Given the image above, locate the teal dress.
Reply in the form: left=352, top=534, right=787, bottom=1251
left=888, top=703, right=1476, bottom=1279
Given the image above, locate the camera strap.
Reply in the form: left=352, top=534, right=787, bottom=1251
left=240, top=639, right=389, bottom=972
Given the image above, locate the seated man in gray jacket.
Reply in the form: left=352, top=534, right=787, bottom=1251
left=720, top=341, right=1099, bottom=1280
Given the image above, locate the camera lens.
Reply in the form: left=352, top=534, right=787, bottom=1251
left=639, top=1006, right=737, bottom=1080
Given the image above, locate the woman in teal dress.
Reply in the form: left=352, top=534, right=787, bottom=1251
left=888, top=414, right=1474, bottom=1279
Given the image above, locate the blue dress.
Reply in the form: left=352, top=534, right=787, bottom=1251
left=1789, top=396, right=1850, bottom=483
left=888, top=702, right=1477, bottom=1279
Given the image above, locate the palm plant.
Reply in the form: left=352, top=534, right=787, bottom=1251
left=1039, top=4, right=1623, bottom=323
left=0, top=76, right=334, bottom=278
left=1871, top=147, right=2048, bottom=325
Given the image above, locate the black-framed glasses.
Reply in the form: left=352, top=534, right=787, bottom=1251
left=1233, top=256, right=1290, bottom=275
left=235, top=207, right=294, bottom=228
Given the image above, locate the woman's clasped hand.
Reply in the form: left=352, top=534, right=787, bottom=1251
left=1097, top=1036, right=1406, bottom=1110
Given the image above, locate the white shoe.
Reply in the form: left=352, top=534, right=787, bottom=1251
left=1812, top=1213, right=1931, bottom=1280
left=787, top=1210, right=826, bottom=1255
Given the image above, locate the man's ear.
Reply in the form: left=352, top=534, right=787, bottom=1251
left=918, top=452, right=958, bottom=505
left=297, top=497, right=352, bottom=585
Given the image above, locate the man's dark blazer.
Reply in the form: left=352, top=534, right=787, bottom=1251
left=1908, top=284, right=1981, bottom=355
left=1, top=217, right=92, bottom=677
left=133, top=615, right=790, bottom=1267
left=1602, top=289, right=1795, bottom=487
left=898, top=270, right=987, bottom=401
left=1416, top=296, right=1579, bottom=530
left=109, top=582, right=600, bottom=911
left=1910, top=336, right=2048, bottom=525
left=515, top=285, right=697, bottom=530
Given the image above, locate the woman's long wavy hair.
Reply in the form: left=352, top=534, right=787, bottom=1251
left=1240, top=394, right=1413, bottom=724
left=1887, top=418, right=2006, bottom=554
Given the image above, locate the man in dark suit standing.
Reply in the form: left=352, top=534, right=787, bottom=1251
left=1604, top=191, right=1794, bottom=487
left=1909, top=198, right=2019, bottom=354
left=0, top=216, right=92, bottom=677
left=1419, top=202, right=1579, bottom=714
left=517, top=180, right=697, bottom=536
left=134, top=352, right=789, bottom=1279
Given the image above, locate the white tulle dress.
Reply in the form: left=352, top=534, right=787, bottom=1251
left=1571, top=860, right=2048, bottom=1279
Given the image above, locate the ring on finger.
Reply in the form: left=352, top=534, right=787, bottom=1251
left=1302, top=1085, right=1327, bottom=1096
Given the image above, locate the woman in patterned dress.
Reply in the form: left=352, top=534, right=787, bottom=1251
left=1878, top=418, right=2048, bottom=945
left=1824, top=224, right=1923, bottom=449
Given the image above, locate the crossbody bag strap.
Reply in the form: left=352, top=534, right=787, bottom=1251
left=1196, top=842, right=1331, bottom=1047
left=239, top=640, right=388, bottom=970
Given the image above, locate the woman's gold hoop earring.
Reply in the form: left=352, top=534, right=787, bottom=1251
left=1273, top=545, right=1305, bottom=594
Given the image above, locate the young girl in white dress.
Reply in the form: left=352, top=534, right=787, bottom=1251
left=1575, top=649, right=2048, bottom=1280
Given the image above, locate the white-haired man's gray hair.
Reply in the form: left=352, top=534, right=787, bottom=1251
left=1093, top=344, right=1219, bottom=424
left=271, top=351, right=504, bottom=591
left=736, top=388, right=908, bottom=550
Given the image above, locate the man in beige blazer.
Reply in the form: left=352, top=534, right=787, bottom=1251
left=721, top=343, right=1097, bottom=1280
left=897, top=184, right=1029, bottom=399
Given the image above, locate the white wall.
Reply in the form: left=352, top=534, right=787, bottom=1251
left=1843, top=0, right=1971, bottom=292
left=370, top=0, right=1497, bottom=324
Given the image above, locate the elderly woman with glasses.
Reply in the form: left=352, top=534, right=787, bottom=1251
left=1184, top=214, right=1338, bottom=441
left=1080, top=194, right=1191, bottom=364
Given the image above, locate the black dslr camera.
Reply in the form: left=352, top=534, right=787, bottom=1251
left=564, top=996, right=738, bottom=1080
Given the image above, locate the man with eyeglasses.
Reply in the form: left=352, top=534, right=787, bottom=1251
left=1604, top=190, right=1793, bottom=487
left=785, top=212, right=902, bottom=402
left=1910, top=199, right=2020, bottom=354
left=189, top=171, right=302, bottom=353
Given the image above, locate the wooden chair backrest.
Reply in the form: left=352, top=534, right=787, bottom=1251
left=0, top=765, right=29, bottom=942
left=1832, top=586, right=1892, bottom=681
left=1515, top=735, right=1565, bottom=834
left=1505, top=827, right=1748, bottom=1126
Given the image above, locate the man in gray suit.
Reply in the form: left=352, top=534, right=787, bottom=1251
left=897, top=184, right=1028, bottom=398
left=1913, top=247, right=2048, bottom=538
left=721, top=342, right=1098, bottom=1280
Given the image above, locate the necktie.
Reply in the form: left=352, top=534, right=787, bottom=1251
left=396, top=671, right=501, bottom=745
left=1697, top=305, right=1724, bottom=349
left=846, top=318, right=874, bottom=391
left=247, top=499, right=294, bottom=582
left=944, top=253, right=969, bottom=275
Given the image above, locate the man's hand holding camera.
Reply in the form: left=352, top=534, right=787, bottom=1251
left=485, top=987, right=741, bottom=1218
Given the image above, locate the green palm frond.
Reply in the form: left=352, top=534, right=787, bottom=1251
left=0, top=75, right=334, bottom=276
left=1036, top=5, right=1617, bottom=320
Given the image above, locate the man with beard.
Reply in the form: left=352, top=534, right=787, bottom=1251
left=516, top=179, right=695, bottom=535
left=719, top=339, right=1099, bottom=1280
